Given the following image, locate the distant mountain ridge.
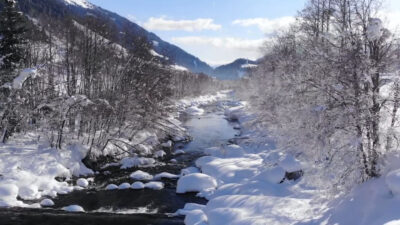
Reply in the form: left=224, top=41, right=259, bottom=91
left=212, top=58, right=258, bottom=80
left=14, top=0, right=214, bottom=75
left=7, top=0, right=254, bottom=80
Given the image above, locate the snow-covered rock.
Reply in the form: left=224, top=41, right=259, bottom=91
left=76, top=178, right=89, bottom=188
left=62, top=205, right=85, bottom=212
left=118, top=183, right=131, bottom=189
left=144, top=182, right=164, bottom=190
left=131, top=182, right=145, bottom=189
left=18, top=186, right=40, bottom=200
left=154, top=172, right=179, bottom=180
left=161, top=141, right=173, bottom=148
left=105, top=184, right=118, bottom=190
left=153, top=150, right=166, bottom=158
left=120, top=157, right=155, bottom=169
left=173, top=150, right=185, bottom=155
left=177, top=173, right=217, bottom=194
left=130, top=170, right=153, bottom=180
left=40, top=199, right=55, bottom=207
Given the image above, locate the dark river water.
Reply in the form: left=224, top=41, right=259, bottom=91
left=0, top=101, right=240, bottom=225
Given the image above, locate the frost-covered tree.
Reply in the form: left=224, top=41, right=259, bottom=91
left=0, top=0, right=27, bottom=84
left=242, top=0, right=397, bottom=192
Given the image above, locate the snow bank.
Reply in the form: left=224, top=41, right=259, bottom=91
left=185, top=106, right=205, bottom=116
left=176, top=173, right=217, bottom=194
left=0, top=133, right=93, bottom=207
left=154, top=172, right=179, bottom=180
left=62, top=205, right=85, bottom=212
left=177, top=90, right=231, bottom=111
left=205, top=195, right=311, bottom=225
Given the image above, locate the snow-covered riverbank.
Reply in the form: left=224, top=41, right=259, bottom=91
left=0, top=91, right=231, bottom=209
left=176, top=97, right=400, bottom=225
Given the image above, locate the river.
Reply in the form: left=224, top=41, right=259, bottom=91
left=0, top=100, right=240, bottom=225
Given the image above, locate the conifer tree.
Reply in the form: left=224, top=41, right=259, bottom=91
left=0, top=0, right=27, bottom=84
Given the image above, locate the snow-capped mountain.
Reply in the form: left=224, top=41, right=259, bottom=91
left=213, top=58, right=258, bottom=80
left=14, top=0, right=214, bottom=75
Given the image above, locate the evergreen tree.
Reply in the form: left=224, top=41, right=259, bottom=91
left=0, top=0, right=27, bottom=84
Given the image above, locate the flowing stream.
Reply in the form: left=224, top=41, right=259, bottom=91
left=0, top=100, right=240, bottom=225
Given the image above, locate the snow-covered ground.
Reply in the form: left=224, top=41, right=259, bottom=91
left=0, top=132, right=93, bottom=207
left=175, top=98, right=400, bottom=225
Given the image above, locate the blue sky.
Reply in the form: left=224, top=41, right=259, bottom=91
left=87, top=0, right=400, bottom=66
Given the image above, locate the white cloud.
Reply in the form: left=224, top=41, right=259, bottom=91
left=171, top=36, right=266, bottom=65
left=143, top=17, right=221, bottom=32
left=232, top=17, right=295, bottom=34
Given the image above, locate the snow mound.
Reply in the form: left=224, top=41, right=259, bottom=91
left=186, top=106, right=205, bottom=115
left=185, top=209, right=208, bottom=225
left=18, top=186, right=40, bottom=200
left=130, top=170, right=153, bottom=180
left=118, top=183, right=131, bottom=190
left=177, top=173, right=217, bottom=194
left=62, top=205, right=85, bottom=212
left=154, top=172, right=179, bottom=180
left=161, top=140, right=173, bottom=148
left=176, top=203, right=206, bottom=216
left=0, top=184, right=19, bottom=202
left=40, top=199, right=55, bottom=207
left=255, top=167, right=286, bottom=183
left=76, top=178, right=89, bottom=188
left=105, top=184, right=118, bottom=190
left=279, top=155, right=302, bottom=173
left=120, top=157, right=155, bottom=169
left=144, top=182, right=164, bottom=190
left=131, top=182, right=145, bottom=189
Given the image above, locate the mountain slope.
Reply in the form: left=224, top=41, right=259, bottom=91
left=16, top=0, right=214, bottom=75
left=213, top=58, right=258, bottom=80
